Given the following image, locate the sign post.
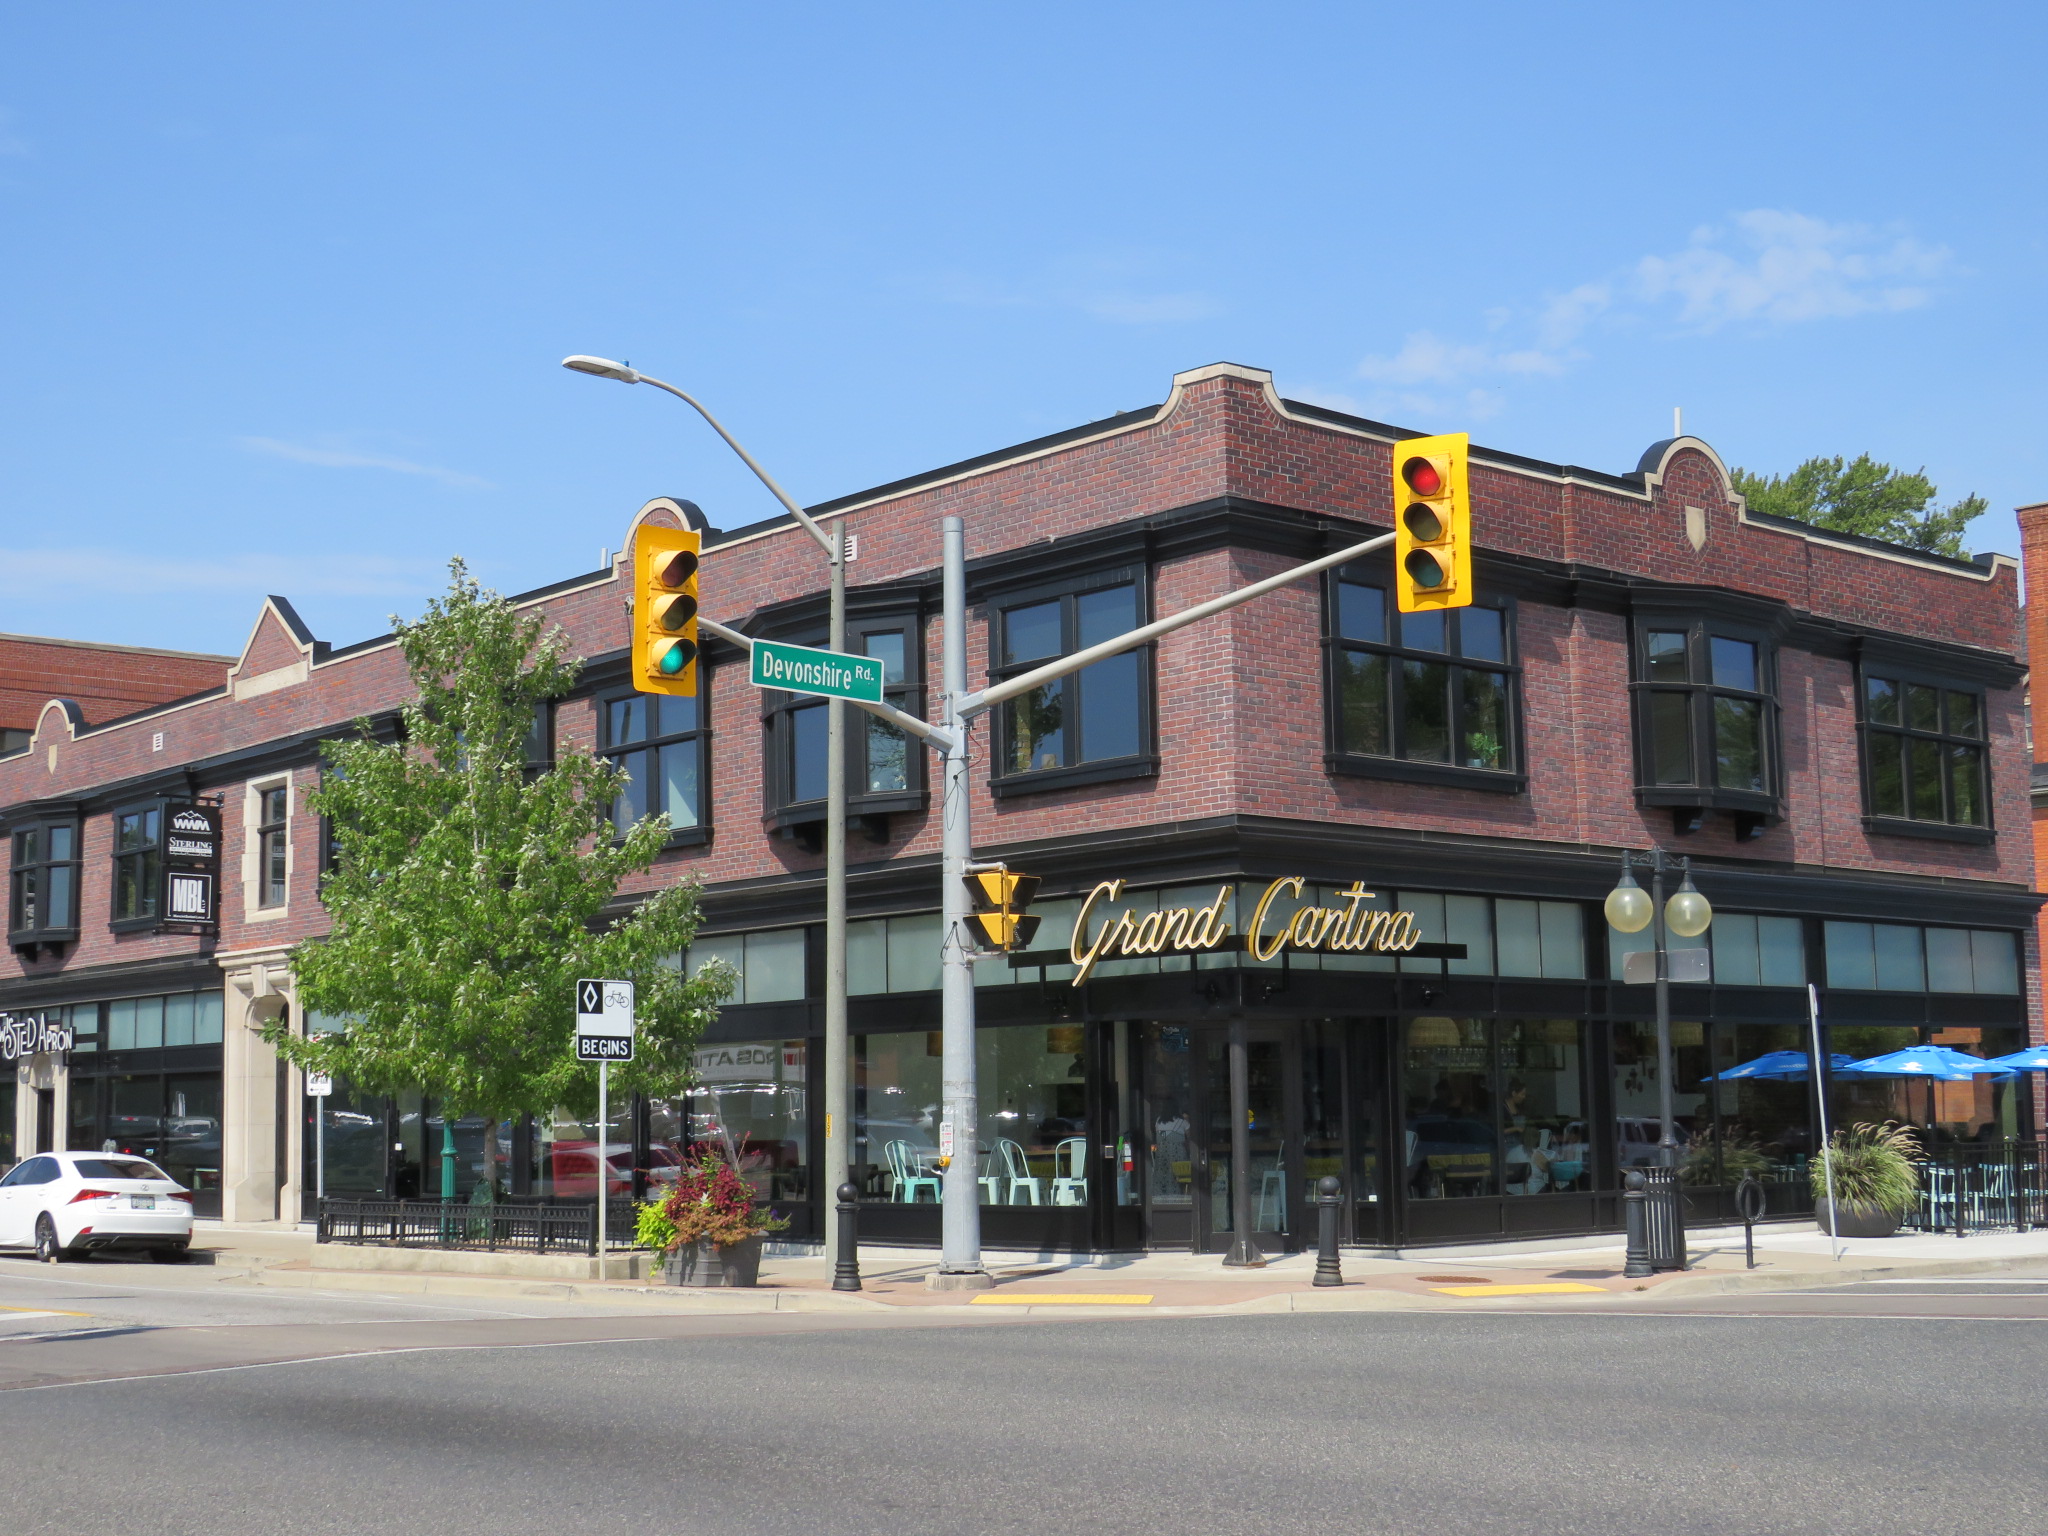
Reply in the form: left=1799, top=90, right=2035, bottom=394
left=306, top=1071, right=333, bottom=1203
left=575, top=979, right=636, bottom=1263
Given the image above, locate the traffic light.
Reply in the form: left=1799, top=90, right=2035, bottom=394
left=965, top=868, right=1042, bottom=952
left=634, top=525, right=701, bottom=696
left=1392, top=431, right=1471, bottom=613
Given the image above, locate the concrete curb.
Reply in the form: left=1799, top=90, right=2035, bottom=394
left=1648, top=1251, right=2040, bottom=1299
left=247, top=1264, right=892, bottom=1311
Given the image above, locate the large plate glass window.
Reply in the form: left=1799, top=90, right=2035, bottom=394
left=1327, top=572, right=1517, bottom=782
left=990, top=576, right=1151, bottom=791
left=1861, top=672, right=1988, bottom=832
left=603, top=693, right=704, bottom=841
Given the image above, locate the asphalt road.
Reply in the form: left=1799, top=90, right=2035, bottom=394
left=2, top=1284, right=2041, bottom=1535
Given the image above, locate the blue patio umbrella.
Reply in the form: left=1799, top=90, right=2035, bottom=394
left=1702, top=1050, right=1853, bottom=1083
left=1833, top=1045, right=2015, bottom=1081
left=1983, top=1045, right=2048, bottom=1072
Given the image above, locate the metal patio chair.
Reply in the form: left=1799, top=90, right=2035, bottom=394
left=884, top=1139, right=940, bottom=1203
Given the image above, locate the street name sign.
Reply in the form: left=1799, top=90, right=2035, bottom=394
left=575, top=978, right=636, bottom=1062
left=1622, top=947, right=1710, bottom=985
left=749, top=638, right=884, bottom=703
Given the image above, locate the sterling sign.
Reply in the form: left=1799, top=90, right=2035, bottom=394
left=1068, top=877, right=1448, bottom=985
left=0, top=1013, right=74, bottom=1062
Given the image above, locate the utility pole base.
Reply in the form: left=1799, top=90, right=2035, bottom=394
left=926, top=1269, right=996, bottom=1292
left=1222, top=1237, right=1267, bottom=1269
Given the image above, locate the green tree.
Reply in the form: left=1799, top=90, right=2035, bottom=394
left=1729, top=454, right=1987, bottom=559
left=267, top=561, right=727, bottom=1187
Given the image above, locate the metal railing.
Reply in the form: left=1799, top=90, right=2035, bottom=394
left=316, top=1197, right=642, bottom=1254
left=1900, top=1142, right=2047, bottom=1237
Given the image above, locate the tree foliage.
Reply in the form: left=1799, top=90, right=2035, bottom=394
left=268, top=560, right=728, bottom=1121
left=1729, top=454, right=1986, bottom=559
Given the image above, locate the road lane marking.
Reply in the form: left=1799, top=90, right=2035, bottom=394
left=970, top=1294, right=1154, bottom=1305
left=0, top=1308, right=88, bottom=1319
left=1433, top=1283, right=1609, bottom=1297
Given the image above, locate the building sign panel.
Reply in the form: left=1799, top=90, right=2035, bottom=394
left=0, top=1012, right=74, bottom=1062
left=1068, top=876, right=1464, bottom=985
left=162, top=803, right=222, bottom=928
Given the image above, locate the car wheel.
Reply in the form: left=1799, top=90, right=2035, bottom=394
left=148, top=1245, right=189, bottom=1265
left=33, top=1215, right=64, bottom=1264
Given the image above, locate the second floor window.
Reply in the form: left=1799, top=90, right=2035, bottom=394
left=993, top=579, right=1148, bottom=784
left=604, top=694, right=703, bottom=840
left=1863, top=675, right=1987, bottom=828
left=1631, top=621, right=1779, bottom=835
left=9, top=819, right=80, bottom=942
left=113, top=804, right=162, bottom=922
left=257, top=785, right=289, bottom=908
left=1328, top=575, right=1516, bottom=776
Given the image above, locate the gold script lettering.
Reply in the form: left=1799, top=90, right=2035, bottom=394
left=1069, top=880, right=1126, bottom=984
left=1248, top=877, right=1303, bottom=962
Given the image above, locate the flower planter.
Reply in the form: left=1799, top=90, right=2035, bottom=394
left=1814, top=1199, right=1902, bottom=1238
left=663, top=1234, right=765, bottom=1287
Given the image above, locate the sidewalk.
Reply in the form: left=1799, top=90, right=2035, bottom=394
left=186, top=1219, right=2048, bottom=1315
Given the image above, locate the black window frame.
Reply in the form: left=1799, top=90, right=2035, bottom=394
left=523, top=700, right=555, bottom=781
left=1858, top=666, right=1995, bottom=844
left=256, top=783, right=290, bottom=910
left=8, top=813, right=82, bottom=950
left=763, top=612, right=930, bottom=837
left=1322, top=566, right=1525, bottom=793
left=985, top=566, right=1156, bottom=798
left=599, top=683, right=712, bottom=850
left=110, top=799, right=167, bottom=930
left=1628, top=618, right=1782, bottom=831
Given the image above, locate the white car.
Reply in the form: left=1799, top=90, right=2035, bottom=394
left=0, top=1152, right=195, bottom=1263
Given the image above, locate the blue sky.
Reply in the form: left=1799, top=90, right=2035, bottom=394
left=3, top=3, right=2044, bottom=655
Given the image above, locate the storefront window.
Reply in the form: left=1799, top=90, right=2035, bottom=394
left=304, top=1077, right=388, bottom=1197
left=533, top=1098, right=632, bottom=1201
left=673, top=1039, right=809, bottom=1203
left=1612, top=1020, right=1710, bottom=1174
left=1404, top=1018, right=1495, bottom=1199
left=1500, top=1020, right=1587, bottom=1195
left=1703, top=1023, right=1813, bottom=1184
left=1143, top=1025, right=1194, bottom=1214
left=855, top=1030, right=941, bottom=1200
left=978, top=1025, right=1089, bottom=1207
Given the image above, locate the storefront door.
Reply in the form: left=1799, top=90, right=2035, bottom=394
left=1138, top=1023, right=1301, bottom=1253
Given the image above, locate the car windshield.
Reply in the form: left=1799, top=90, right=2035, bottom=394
left=71, top=1158, right=169, bottom=1181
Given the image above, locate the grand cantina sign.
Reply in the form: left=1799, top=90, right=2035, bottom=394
left=1067, top=877, right=1458, bottom=985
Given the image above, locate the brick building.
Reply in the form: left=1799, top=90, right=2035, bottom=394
left=0, top=632, right=231, bottom=757
left=2, top=363, right=2038, bottom=1250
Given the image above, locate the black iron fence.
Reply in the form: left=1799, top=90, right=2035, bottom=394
left=1900, top=1142, right=2048, bottom=1236
left=316, top=1197, right=642, bottom=1254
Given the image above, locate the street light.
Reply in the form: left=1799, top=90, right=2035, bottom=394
left=562, top=354, right=856, bottom=1280
left=1602, top=847, right=1712, bottom=1165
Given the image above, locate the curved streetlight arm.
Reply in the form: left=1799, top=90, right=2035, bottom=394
left=631, top=374, right=840, bottom=562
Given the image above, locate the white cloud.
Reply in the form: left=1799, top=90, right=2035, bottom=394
left=1633, top=210, right=1948, bottom=330
left=238, top=436, right=489, bottom=489
left=1327, top=209, right=1951, bottom=418
left=0, top=547, right=445, bottom=599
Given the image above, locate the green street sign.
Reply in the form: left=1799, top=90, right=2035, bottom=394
left=749, top=638, right=885, bottom=703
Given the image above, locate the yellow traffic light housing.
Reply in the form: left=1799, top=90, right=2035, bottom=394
left=965, top=868, right=1042, bottom=952
left=634, top=525, right=701, bottom=696
left=1392, top=432, right=1471, bottom=613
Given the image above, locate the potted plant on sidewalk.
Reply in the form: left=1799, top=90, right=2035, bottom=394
left=637, top=1147, right=788, bottom=1287
left=1810, top=1121, right=1922, bottom=1238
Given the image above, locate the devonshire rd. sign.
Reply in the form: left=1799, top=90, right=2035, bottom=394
left=1067, top=877, right=1464, bottom=985
left=749, top=638, right=885, bottom=703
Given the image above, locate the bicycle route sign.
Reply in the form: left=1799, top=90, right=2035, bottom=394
left=574, top=978, right=636, bottom=1062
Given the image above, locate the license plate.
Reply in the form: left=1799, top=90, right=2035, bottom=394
left=130, top=1195, right=155, bottom=1211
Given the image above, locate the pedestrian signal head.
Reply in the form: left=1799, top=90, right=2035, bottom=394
left=965, top=868, right=1042, bottom=953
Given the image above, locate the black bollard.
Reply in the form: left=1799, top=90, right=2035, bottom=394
left=1734, top=1172, right=1765, bottom=1270
left=1623, top=1170, right=1652, bottom=1279
left=1313, top=1175, right=1343, bottom=1287
left=833, top=1182, right=863, bottom=1292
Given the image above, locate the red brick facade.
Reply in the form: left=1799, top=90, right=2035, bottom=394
left=2, top=363, right=2035, bottom=977
left=0, top=633, right=230, bottom=743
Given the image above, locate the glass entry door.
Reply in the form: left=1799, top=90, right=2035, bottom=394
left=1138, top=1024, right=1301, bottom=1253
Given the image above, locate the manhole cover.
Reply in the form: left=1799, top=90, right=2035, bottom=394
left=1417, top=1275, right=1491, bottom=1284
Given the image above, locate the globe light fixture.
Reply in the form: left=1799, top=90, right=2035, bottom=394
left=1665, top=873, right=1713, bottom=938
left=1604, top=865, right=1653, bottom=934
